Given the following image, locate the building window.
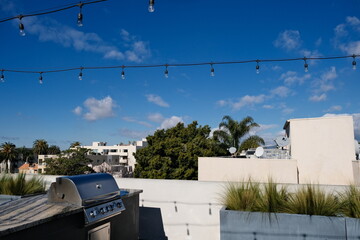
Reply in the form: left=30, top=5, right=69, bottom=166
left=110, top=149, right=117, bottom=153
left=124, top=149, right=128, bottom=153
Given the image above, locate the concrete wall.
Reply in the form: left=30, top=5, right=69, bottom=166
left=289, top=116, right=356, bottom=185
left=198, top=157, right=298, bottom=184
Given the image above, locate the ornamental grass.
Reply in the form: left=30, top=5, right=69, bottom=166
left=0, top=173, right=46, bottom=196
left=339, top=185, right=360, bottom=218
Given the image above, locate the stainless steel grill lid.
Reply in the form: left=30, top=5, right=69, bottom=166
left=48, top=173, right=120, bottom=206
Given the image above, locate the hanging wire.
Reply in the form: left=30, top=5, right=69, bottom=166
left=0, top=54, right=358, bottom=82
left=77, top=3, right=84, bottom=27
left=0, top=0, right=108, bottom=23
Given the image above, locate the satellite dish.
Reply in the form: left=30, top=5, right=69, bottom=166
left=255, top=147, right=264, bottom=157
left=355, top=140, right=360, bottom=155
left=275, top=136, right=290, bottom=147
left=229, top=147, right=237, bottom=154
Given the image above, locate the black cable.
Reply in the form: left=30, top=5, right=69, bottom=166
left=0, top=0, right=107, bottom=23
left=0, top=54, right=358, bottom=75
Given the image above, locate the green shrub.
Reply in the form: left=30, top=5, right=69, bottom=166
left=284, top=184, right=341, bottom=216
left=339, top=185, right=360, bottom=218
left=0, top=173, right=45, bottom=196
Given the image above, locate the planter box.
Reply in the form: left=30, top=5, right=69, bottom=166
left=220, top=207, right=360, bottom=240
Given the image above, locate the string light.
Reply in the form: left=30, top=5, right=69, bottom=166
left=352, top=54, right=357, bottom=70
left=0, top=0, right=107, bottom=33
left=164, top=65, right=169, bottom=78
left=78, top=67, right=83, bottom=80
left=256, top=60, right=260, bottom=74
left=210, top=64, right=215, bottom=77
left=18, top=16, right=25, bottom=36
left=303, top=57, right=309, bottom=72
left=148, top=0, right=155, bottom=12
left=39, top=72, right=43, bottom=84
left=0, top=54, right=358, bottom=83
left=121, top=66, right=125, bottom=80
left=77, top=3, right=84, bottom=27
left=1, top=70, right=4, bottom=82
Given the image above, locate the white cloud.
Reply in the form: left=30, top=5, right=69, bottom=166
left=263, top=105, right=274, bottom=109
left=122, top=116, right=152, bottom=127
left=309, top=93, right=327, bottom=102
left=159, top=116, right=184, bottom=129
left=117, top=128, right=151, bottom=140
left=274, top=30, right=302, bottom=51
left=232, top=95, right=266, bottom=110
left=75, top=96, right=116, bottom=121
left=309, top=67, right=337, bottom=102
left=322, top=113, right=360, bottom=139
left=73, top=106, right=82, bottom=115
left=146, top=94, right=169, bottom=107
left=315, top=38, right=322, bottom=47
left=333, top=16, right=360, bottom=54
left=147, top=113, right=164, bottom=123
left=270, top=86, right=291, bottom=98
left=282, top=107, right=294, bottom=115
left=249, top=124, right=278, bottom=136
left=325, top=105, right=342, bottom=112
left=7, top=14, right=151, bottom=62
left=280, top=71, right=311, bottom=86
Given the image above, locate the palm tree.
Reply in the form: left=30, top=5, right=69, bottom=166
left=213, top=116, right=265, bottom=153
left=70, top=141, right=81, bottom=149
left=0, top=142, right=17, bottom=173
left=48, top=145, right=61, bottom=154
left=33, top=139, right=48, bottom=155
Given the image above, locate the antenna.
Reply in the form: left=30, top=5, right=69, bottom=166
left=254, top=147, right=264, bottom=157
left=275, top=136, right=290, bottom=147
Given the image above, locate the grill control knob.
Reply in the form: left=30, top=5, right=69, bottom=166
left=90, top=211, right=96, bottom=218
left=100, top=208, right=105, bottom=214
left=109, top=205, right=114, bottom=211
left=106, top=206, right=110, bottom=212
left=116, top=202, right=122, bottom=208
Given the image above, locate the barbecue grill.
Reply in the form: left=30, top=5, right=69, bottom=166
left=48, top=173, right=126, bottom=225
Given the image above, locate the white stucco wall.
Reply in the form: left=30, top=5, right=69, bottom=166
left=198, top=157, right=298, bottom=184
left=289, top=116, right=356, bottom=185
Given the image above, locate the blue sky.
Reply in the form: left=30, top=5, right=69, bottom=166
left=0, top=0, right=359, bottom=149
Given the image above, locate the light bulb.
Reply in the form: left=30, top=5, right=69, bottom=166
left=78, top=71, right=83, bottom=80
left=19, top=22, right=25, bottom=36
left=164, top=66, right=169, bottom=78
left=39, top=73, right=43, bottom=84
left=304, top=58, right=309, bottom=72
left=352, top=56, right=357, bottom=70
left=148, top=0, right=155, bottom=12
left=121, top=69, right=125, bottom=80
left=77, top=13, right=83, bottom=27
left=210, top=65, right=215, bottom=77
left=256, top=64, right=260, bottom=74
left=0, top=71, right=4, bottom=82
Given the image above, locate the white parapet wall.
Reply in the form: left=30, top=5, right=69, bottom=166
left=35, top=175, right=351, bottom=240
left=198, top=157, right=298, bottom=183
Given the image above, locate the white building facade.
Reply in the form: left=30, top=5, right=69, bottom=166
left=80, top=139, right=148, bottom=171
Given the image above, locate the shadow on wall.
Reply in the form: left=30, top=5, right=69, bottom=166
left=139, top=207, right=168, bottom=240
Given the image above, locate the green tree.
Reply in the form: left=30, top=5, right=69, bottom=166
left=47, top=145, right=61, bottom=154
left=45, top=148, right=94, bottom=175
left=213, top=116, right=265, bottom=153
left=134, top=121, right=227, bottom=180
left=33, top=139, right=49, bottom=155
left=70, top=141, right=81, bottom=148
left=0, top=142, right=17, bottom=173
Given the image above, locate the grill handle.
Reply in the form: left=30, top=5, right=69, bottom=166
left=83, top=192, right=119, bottom=205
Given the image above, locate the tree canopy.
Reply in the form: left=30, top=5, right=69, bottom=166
left=33, top=139, right=49, bottom=155
left=134, top=121, right=227, bottom=180
left=0, top=142, right=17, bottom=173
left=213, top=116, right=265, bottom=153
left=44, top=148, right=94, bottom=175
